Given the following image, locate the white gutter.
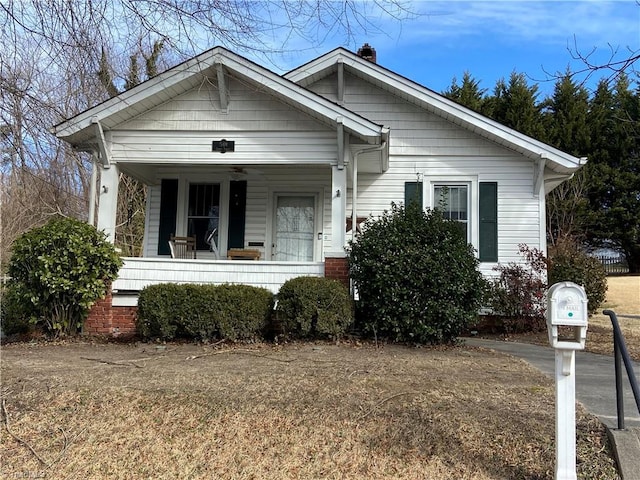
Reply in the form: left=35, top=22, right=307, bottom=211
left=351, top=141, right=387, bottom=242
left=91, top=116, right=111, bottom=168
left=88, top=155, right=98, bottom=226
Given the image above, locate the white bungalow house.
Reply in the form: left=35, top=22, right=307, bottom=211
left=52, top=44, right=585, bottom=336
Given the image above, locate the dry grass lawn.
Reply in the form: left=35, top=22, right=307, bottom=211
left=3, top=275, right=635, bottom=479
left=0, top=340, right=618, bottom=479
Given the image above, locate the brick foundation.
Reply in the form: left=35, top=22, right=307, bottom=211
left=324, top=256, right=349, bottom=288
left=85, top=288, right=137, bottom=337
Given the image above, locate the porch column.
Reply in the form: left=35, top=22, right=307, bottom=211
left=97, top=163, right=119, bottom=243
left=330, top=164, right=347, bottom=252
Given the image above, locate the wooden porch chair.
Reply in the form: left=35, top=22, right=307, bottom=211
left=168, top=235, right=197, bottom=259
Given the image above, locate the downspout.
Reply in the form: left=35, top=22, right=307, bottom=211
left=351, top=141, right=387, bottom=242
left=88, top=153, right=98, bottom=226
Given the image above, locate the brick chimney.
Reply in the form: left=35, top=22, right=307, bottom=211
left=356, top=43, right=377, bottom=63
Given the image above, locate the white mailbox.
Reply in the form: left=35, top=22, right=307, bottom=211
left=547, top=281, right=588, bottom=351
left=547, top=281, right=589, bottom=480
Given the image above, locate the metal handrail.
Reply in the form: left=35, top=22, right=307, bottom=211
left=603, top=310, right=640, bottom=430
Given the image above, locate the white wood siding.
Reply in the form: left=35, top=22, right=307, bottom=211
left=121, top=75, right=328, bottom=132
left=109, top=75, right=339, bottom=166
left=310, top=72, right=543, bottom=273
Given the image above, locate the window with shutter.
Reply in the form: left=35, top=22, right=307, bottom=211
left=478, top=182, right=498, bottom=262
left=404, top=181, right=423, bottom=206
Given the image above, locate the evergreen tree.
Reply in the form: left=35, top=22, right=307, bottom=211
left=584, top=76, right=640, bottom=272
left=484, top=72, right=545, bottom=141
left=543, top=72, right=590, bottom=155
left=543, top=73, right=591, bottom=246
left=442, top=71, right=487, bottom=113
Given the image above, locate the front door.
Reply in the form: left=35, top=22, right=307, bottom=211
left=274, top=195, right=315, bottom=261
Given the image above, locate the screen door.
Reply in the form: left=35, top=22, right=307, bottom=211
left=274, top=195, right=315, bottom=261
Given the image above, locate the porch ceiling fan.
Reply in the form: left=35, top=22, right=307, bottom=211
left=229, top=166, right=264, bottom=178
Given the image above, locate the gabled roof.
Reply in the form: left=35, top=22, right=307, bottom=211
left=52, top=47, right=388, bottom=147
left=285, top=48, right=586, bottom=176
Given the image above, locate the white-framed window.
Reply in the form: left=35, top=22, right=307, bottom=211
left=434, top=184, right=469, bottom=240
left=425, top=177, right=478, bottom=249
left=423, top=176, right=498, bottom=262
left=187, top=183, right=221, bottom=252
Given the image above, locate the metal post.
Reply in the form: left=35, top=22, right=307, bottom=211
left=614, top=336, right=625, bottom=430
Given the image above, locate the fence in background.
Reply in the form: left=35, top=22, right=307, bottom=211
left=594, top=255, right=629, bottom=275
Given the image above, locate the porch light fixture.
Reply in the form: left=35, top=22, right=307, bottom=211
left=212, top=139, right=235, bottom=153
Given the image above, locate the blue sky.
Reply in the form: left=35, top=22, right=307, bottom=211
left=260, top=1, right=639, bottom=99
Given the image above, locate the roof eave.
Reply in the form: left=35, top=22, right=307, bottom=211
left=286, top=48, right=586, bottom=173
left=53, top=46, right=384, bottom=147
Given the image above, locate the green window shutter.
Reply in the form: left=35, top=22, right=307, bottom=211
left=404, top=181, right=423, bottom=206
left=227, top=180, right=247, bottom=249
left=479, top=182, right=498, bottom=262
left=157, top=179, right=178, bottom=255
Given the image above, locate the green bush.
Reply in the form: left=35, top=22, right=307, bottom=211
left=1, top=282, right=34, bottom=335
left=548, top=241, right=607, bottom=315
left=276, top=276, right=353, bottom=339
left=7, top=217, right=122, bottom=336
left=136, top=283, right=273, bottom=341
left=348, top=202, right=486, bottom=344
left=215, top=284, right=274, bottom=340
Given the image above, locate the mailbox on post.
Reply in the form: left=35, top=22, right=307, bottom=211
left=547, top=281, right=588, bottom=351
left=546, top=281, right=589, bottom=480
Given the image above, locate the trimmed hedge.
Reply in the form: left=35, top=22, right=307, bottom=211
left=136, top=283, right=273, bottom=341
left=276, top=276, right=353, bottom=339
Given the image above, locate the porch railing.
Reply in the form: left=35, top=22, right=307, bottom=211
left=112, top=257, right=325, bottom=296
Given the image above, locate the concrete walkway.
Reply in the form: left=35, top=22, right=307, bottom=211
left=463, top=337, right=640, bottom=478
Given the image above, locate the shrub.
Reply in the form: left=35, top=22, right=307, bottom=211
left=136, top=283, right=273, bottom=341
left=214, top=284, right=274, bottom=340
left=348, top=202, right=486, bottom=344
left=0, top=282, right=34, bottom=335
left=488, top=245, right=547, bottom=332
left=7, top=217, right=122, bottom=336
left=548, top=240, right=607, bottom=315
left=487, top=241, right=608, bottom=332
left=276, top=276, right=353, bottom=339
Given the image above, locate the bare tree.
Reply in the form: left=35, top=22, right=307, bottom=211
left=546, top=169, right=589, bottom=248
left=567, top=35, right=639, bottom=85
left=0, top=1, right=414, bottom=64
left=0, top=0, right=414, bottom=270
